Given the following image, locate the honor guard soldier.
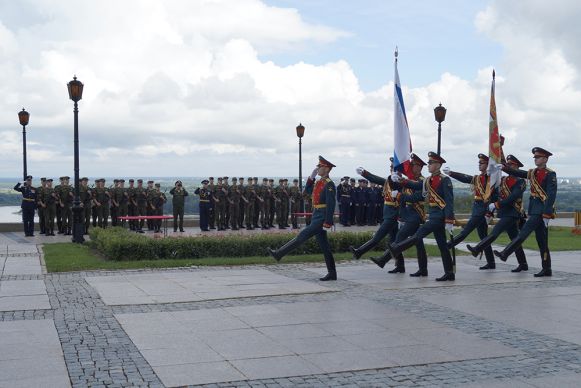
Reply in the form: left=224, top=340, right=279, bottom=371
left=494, top=147, right=557, bottom=277
left=208, top=177, right=216, bottom=229
left=268, top=156, right=338, bottom=281
left=40, top=179, right=57, bottom=236
left=79, top=177, right=93, bottom=234
left=367, top=182, right=379, bottom=226
left=127, top=179, right=137, bottom=230
left=195, top=180, right=211, bottom=231
left=37, top=178, right=47, bottom=234
left=337, top=176, right=352, bottom=226
left=60, top=176, right=74, bottom=235
left=135, top=179, right=148, bottom=232
left=215, top=177, right=227, bottom=230
left=273, top=179, right=283, bottom=228
left=388, top=152, right=456, bottom=281
left=110, top=179, right=120, bottom=226
left=150, top=183, right=166, bottom=233
left=443, top=154, right=495, bottom=269
left=466, top=155, right=528, bottom=272
left=238, top=177, right=246, bottom=228
left=244, top=177, right=256, bottom=230
left=170, top=180, right=188, bottom=232
left=290, top=178, right=302, bottom=229
left=371, top=153, right=428, bottom=276
left=14, top=175, right=37, bottom=236
left=350, top=158, right=403, bottom=266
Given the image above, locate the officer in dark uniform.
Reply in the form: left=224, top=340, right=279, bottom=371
left=268, top=156, right=338, bottom=281
left=337, top=176, right=352, bottom=226
left=350, top=159, right=403, bottom=267
left=494, top=147, right=557, bottom=277
left=444, top=154, right=495, bottom=269
left=367, top=182, right=379, bottom=226
left=369, top=154, right=428, bottom=276
left=387, top=152, right=456, bottom=281
left=466, top=155, right=528, bottom=272
left=195, top=180, right=211, bottom=231
left=14, top=175, right=37, bottom=236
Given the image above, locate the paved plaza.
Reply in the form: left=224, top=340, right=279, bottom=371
left=1, top=230, right=581, bottom=387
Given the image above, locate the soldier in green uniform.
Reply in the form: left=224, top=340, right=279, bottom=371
left=252, top=177, right=260, bottom=228
left=150, top=183, right=166, bottom=233
left=244, top=177, right=255, bottom=230
left=228, top=177, right=240, bottom=230
left=118, top=179, right=129, bottom=228
left=55, top=176, right=64, bottom=233
left=91, top=179, right=99, bottom=227
left=259, top=178, right=269, bottom=229
left=268, top=178, right=276, bottom=227
left=110, top=179, right=120, bottom=226
left=37, top=178, right=47, bottom=234
left=135, top=179, right=147, bottom=232
left=146, top=180, right=155, bottom=230
left=170, top=180, right=188, bottom=232
left=93, top=179, right=111, bottom=228
left=208, top=177, right=216, bottom=229
left=238, top=177, right=246, bottom=229
left=223, top=177, right=230, bottom=228
left=79, top=177, right=93, bottom=234
left=127, top=179, right=137, bottom=230
left=281, top=178, right=290, bottom=227
left=290, top=178, right=302, bottom=229
left=39, top=179, right=57, bottom=236
left=274, top=179, right=283, bottom=228
left=215, top=177, right=227, bottom=231
left=60, top=176, right=74, bottom=235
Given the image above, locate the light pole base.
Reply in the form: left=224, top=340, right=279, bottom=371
left=72, top=204, right=85, bottom=243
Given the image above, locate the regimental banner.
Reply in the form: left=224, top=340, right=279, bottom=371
left=486, top=70, right=503, bottom=198
left=392, top=48, right=413, bottom=179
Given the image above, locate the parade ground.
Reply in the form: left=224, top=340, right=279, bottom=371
left=0, top=226, right=580, bottom=388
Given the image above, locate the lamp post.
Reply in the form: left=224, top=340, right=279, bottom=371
left=434, top=103, right=447, bottom=155
left=67, top=76, right=84, bottom=243
left=296, top=123, right=305, bottom=212
left=18, top=108, right=30, bottom=181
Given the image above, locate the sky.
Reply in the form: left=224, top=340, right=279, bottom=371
left=0, top=0, right=580, bottom=180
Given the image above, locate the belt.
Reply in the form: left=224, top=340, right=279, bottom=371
left=200, top=200, right=210, bottom=203
left=429, top=203, right=441, bottom=207
left=22, top=198, right=35, bottom=202
left=384, top=201, right=396, bottom=206
left=313, top=204, right=327, bottom=209
left=341, top=195, right=351, bottom=197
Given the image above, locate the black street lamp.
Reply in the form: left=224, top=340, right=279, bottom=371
left=296, top=123, right=305, bottom=213
left=67, top=75, right=84, bottom=243
left=434, top=103, right=447, bottom=155
left=18, top=108, right=30, bottom=181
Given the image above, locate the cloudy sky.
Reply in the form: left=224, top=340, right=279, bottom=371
left=0, top=0, right=579, bottom=179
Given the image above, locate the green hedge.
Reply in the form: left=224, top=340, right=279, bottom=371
left=89, top=227, right=389, bottom=261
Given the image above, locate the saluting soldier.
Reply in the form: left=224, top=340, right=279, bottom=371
left=60, top=176, right=74, bottom=235
left=150, top=183, right=166, bottom=233
left=127, top=179, right=137, bottom=230
left=290, top=178, right=302, bottom=229
left=238, top=177, right=246, bottom=229
left=14, top=175, right=37, bottom=236
left=443, top=154, right=496, bottom=270
left=215, top=177, right=227, bottom=231
left=135, top=179, right=148, bottom=232
left=228, top=177, right=241, bottom=230
left=110, top=179, right=120, bottom=226
left=387, top=152, right=456, bottom=281
left=350, top=157, right=403, bottom=266
left=268, top=156, right=338, bottom=281
left=244, top=177, right=255, bottom=230
left=37, top=178, right=47, bottom=234
left=370, top=154, right=428, bottom=276
left=170, top=180, right=188, bottom=232
left=195, top=180, right=211, bottom=231
left=40, top=179, right=57, bottom=236
left=494, top=147, right=557, bottom=277
left=79, top=177, right=93, bottom=234
left=208, top=177, right=216, bottom=229
left=466, top=155, right=528, bottom=272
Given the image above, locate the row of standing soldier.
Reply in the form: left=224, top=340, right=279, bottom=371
left=337, top=178, right=385, bottom=227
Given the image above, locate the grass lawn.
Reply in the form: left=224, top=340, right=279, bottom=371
left=42, top=243, right=463, bottom=273
left=462, top=226, right=581, bottom=251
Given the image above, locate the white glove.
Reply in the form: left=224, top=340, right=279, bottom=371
left=443, top=166, right=451, bottom=175
left=543, top=218, right=550, bottom=227
left=391, top=190, right=398, bottom=198
left=356, top=167, right=364, bottom=175
left=493, top=164, right=503, bottom=171
left=310, top=167, right=318, bottom=180
left=390, top=173, right=400, bottom=182
left=445, top=223, right=454, bottom=232
left=485, top=215, right=492, bottom=225
left=488, top=203, right=496, bottom=212
left=398, top=220, right=404, bottom=228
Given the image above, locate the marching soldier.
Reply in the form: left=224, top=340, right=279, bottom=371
left=194, top=180, right=211, bottom=231
left=135, top=179, right=148, bottom=232
left=387, top=152, right=456, bottom=281
left=443, top=154, right=495, bottom=270
left=228, top=177, right=241, bottom=230
left=150, top=183, right=166, bottom=233
left=40, top=179, right=57, bottom=236
left=268, top=156, right=338, bottom=281
left=37, top=178, right=46, bottom=234
left=238, top=177, right=246, bottom=229
left=208, top=177, right=216, bottom=229
left=110, top=179, right=120, bottom=226
left=60, top=176, right=73, bottom=235
left=79, top=177, right=93, bottom=234
left=290, top=178, right=302, bottom=229
left=494, top=147, right=557, bottom=277
left=13, top=175, right=37, bottom=236
left=244, top=177, right=255, bottom=230
left=127, top=179, right=137, bottom=230
left=350, top=158, right=403, bottom=266
left=466, top=155, right=528, bottom=272
left=215, top=177, right=227, bottom=231
left=170, top=180, right=188, bottom=232
left=337, top=176, right=352, bottom=227
left=370, top=154, right=428, bottom=276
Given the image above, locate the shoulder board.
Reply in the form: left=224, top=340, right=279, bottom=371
left=325, top=178, right=332, bottom=183
left=545, top=167, right=554, bottom=173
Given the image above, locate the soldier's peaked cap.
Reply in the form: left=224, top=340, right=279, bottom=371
left=209, top=177, right=214, bottom=180
left=155, top=183, right=161, bottom=187
left=201, top=179, right=209, bottom=184
left=247, top=177, right=253, bottom=180
left=46, top=178, right=53, bottom=182
left=317, top=155, right=336, bottom=168
left=506, top=154, right=524, bottom=167
left=253, top=177, right=258, bottom=180
left=119, top=179, right=125, bottom=182
left=293, top=178, right=299, bottom=182
left=428, top=152, right=446, bottom=164
left=81, top=177, right=89, bottom=181
left=40, top=177, right=46, bottom=181
left=410, top=153, right=426, bottom=166
left=25, top=175, right=33, bottom=180
left=262, top=178, right=268, bottom=181
left=147, top=180, right=154, bottom=184
left=478, top=153, right=489, bottom=162
left=137, top=179, right=143, bottom=182
left=532, top=147, right=552, bottom=157
left=342, top=176, right=350, bottom=180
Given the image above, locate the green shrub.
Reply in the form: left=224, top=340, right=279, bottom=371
left=88, top=227, right=388, bottom=261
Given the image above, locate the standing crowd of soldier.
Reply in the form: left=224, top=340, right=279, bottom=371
left=336, top=177, right=384, bottom=227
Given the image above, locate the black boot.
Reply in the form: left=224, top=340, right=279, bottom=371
left=534, top=268, right=552, bottom=277
left=410, top=269, right=428, bottom=277
left=369, top=250, right=392, bottom=269
left=319, top=272, right=337, bottom=281
left=493, top=237, right=524, bottom=262
left=349, top=239, right=376, bottom=261
left=479, top=263, right=496, bottom=270
left=387, top=236, right=417, bottom=260
left=388, top=266, right=405, bottom=274
left=436, top=273, right=455, bottom=281
left=511, top=264, right=529, bottom=272
left=466, top=234, right=496, bottom=258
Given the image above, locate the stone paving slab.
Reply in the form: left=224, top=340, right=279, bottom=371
left=0, top=256, right=42, bottom=275
left=309, top=261, right=563, bottom=289
left=116, top=298, right=521, bottom=386
left=86, top=269, right=333, bottom=305
left=0, top=280, right=50, bottom=311
left=458, top=373, right=581, bottom=387
left=0, top=319, right=70, bottom=388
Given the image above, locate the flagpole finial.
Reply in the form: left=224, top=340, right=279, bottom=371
left=394, top=46, right=398, bottom=62
left=492, top=69, right=495, bottom=79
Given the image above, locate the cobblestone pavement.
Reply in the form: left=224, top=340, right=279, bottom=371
left=1, top=230, right=581, bottom=387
